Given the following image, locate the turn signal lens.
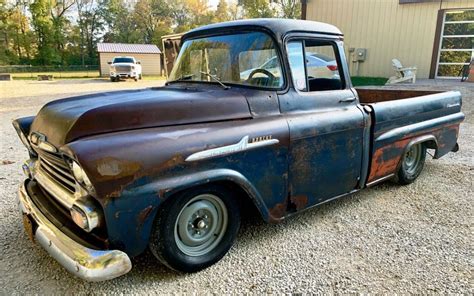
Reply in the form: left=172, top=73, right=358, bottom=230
left=70, top=206, right=89, bottom=230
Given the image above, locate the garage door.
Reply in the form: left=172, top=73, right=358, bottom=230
left=436, top=9, right=474, bottom=79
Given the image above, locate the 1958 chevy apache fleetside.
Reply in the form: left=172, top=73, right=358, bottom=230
left=13, top=19, right=464, bottom=281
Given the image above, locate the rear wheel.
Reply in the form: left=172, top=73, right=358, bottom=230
left=149, top=184, right=240, bottom=272
left=396, top=143, right=426, bottom=185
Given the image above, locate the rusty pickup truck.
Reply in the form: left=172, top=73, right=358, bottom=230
left=13, top=19, right=464, bottom=281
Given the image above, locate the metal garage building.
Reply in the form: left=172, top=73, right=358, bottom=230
left=303, top=0, right=474, bottom=79
left=97, top=43, right=162, bottom=76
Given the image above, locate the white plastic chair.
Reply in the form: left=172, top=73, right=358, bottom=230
left=386, top=59, right=417, bottom=84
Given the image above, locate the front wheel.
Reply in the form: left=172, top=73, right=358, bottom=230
left=149, top=184, right=240, bottom=272
left=396, top=143, right=426, bottom=185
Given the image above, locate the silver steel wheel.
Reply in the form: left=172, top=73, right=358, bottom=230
left=403, top=144, right=423, bottom=176
left=174, top=194, right=228, bottom=257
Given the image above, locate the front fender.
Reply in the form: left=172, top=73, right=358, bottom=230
left=104, top=168, right=272, bottom=257
left=153, top=168, right=269, bottom=218
left=64, top=117, right=289, bottom=256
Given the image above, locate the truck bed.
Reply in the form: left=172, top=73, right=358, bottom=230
left=358, top=88, right=464, bottom=185
left=356, top=88, right=443, bottom=104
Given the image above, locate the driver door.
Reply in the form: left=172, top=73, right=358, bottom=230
left=280, top=38, right=366, bottom=208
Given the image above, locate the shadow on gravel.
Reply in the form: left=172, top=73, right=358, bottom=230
left=7, top=180, right=402, bottom=289
left=118, top=180, right=405, bottom=284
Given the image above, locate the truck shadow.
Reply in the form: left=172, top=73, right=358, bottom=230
left=120, top=180, right=403, bottom=283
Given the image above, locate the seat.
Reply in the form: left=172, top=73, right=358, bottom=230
left=386, top=59, right=417, bottom=84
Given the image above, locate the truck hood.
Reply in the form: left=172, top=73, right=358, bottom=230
left=30, top=86, right=252, bottom=147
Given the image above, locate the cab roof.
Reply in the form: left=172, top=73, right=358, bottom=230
left=184, top=18, right=343, bottom=40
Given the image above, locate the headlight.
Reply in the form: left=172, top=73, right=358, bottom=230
left=71, top=161, right=94, bottom=193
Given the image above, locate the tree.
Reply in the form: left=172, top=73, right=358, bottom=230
left=240, top=0, right=275, bottom=18
left=102, top=0, right=141, bottom=43
left=75, top=0, right=105, bottom=65
left=274, top=0, right=301, bottom=19
left=133, top=0, right=173, bottom=46
left=30, top=0, right=59, bottom=65
left=214, top=0, right=239, bottom=22
left=50, top=0, right=75, bottom=64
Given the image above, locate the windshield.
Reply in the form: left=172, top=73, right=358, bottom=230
left=169, top=32, right=284, bottom=89
left=113, top=57, right=134, bottom=63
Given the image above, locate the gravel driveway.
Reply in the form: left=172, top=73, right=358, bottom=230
left=0, top=79, right=472, bottom=294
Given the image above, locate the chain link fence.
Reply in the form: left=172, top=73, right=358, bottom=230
left=0, top=65, right=100, bottom=79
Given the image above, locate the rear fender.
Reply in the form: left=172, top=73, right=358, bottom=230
left=367, top=112, right=463, bottom=184
left=394, top=135, right=437, bottom=173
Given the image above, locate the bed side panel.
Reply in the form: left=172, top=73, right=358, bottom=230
left=367, top=91, right=464, bottom=184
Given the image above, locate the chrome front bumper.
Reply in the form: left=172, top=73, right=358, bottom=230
left=18, top=181, right=132, bottom=281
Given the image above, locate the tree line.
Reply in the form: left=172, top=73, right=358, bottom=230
left=0, top=0, right=301, bottom=66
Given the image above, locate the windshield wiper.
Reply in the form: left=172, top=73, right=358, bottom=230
left=200, top=71, right=230, bottom=89
left=167, top=74, right=194, bottom=84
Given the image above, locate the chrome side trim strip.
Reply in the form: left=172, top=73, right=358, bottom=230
left=366, top=173, right=395, bottom=187
left=185, top=135, right=279, bottom=162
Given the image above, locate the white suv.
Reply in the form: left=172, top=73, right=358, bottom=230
left=108, top=56, right=142, bottom=82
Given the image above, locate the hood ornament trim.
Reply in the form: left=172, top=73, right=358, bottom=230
left=185, top=135, right=279, bottom=162
left=30, top=132, right=57, bottom=153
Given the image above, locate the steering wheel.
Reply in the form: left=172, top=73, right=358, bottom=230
left=247, top=68, right=276, bottom=80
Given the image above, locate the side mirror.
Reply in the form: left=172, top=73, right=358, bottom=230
left=107, top=61, right=112, bottom=64
left=136, top=61, right=141, bottom=64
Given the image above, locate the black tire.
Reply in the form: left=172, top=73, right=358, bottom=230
left=139, top=74, right=142, bottom=80
left=110, top=77, right=115, bottom=82
left=396, top=143, right=426, bottom=185
left=149, top=184, right=241, bottom=272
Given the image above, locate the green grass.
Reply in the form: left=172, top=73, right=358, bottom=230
left=12, top=71, right=100, bottom=79
left=11, top=71, right=167, bottom=80
left=141, top=75, right=167, bottom=80
left=351, top=76, right=388, bottom=87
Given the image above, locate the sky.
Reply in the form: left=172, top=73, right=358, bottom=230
left=209, top=0, right=219, bottom=8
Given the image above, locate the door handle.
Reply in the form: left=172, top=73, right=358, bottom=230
left=339, top=97, right=356, bottom=103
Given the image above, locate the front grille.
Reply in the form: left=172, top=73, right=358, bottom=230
left=37, top=150, right=76, bottom=194
left=27, top=179, right=109, bottom=249
left=115, top=65, right=131, bottom=72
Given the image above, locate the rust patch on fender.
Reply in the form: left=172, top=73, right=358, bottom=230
left=268, top=202, right=286, bottom=222
left=137, top=205, right=154, bottom=226
left=290, top=194, right=308, bottom=211
left=368, top=139, right=410, bottom=183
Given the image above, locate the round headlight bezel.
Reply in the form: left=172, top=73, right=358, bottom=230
left=70, top=160, right=95, bottom=194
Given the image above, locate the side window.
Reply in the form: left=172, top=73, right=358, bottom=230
left=287, top=39, right=344, bottom=92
